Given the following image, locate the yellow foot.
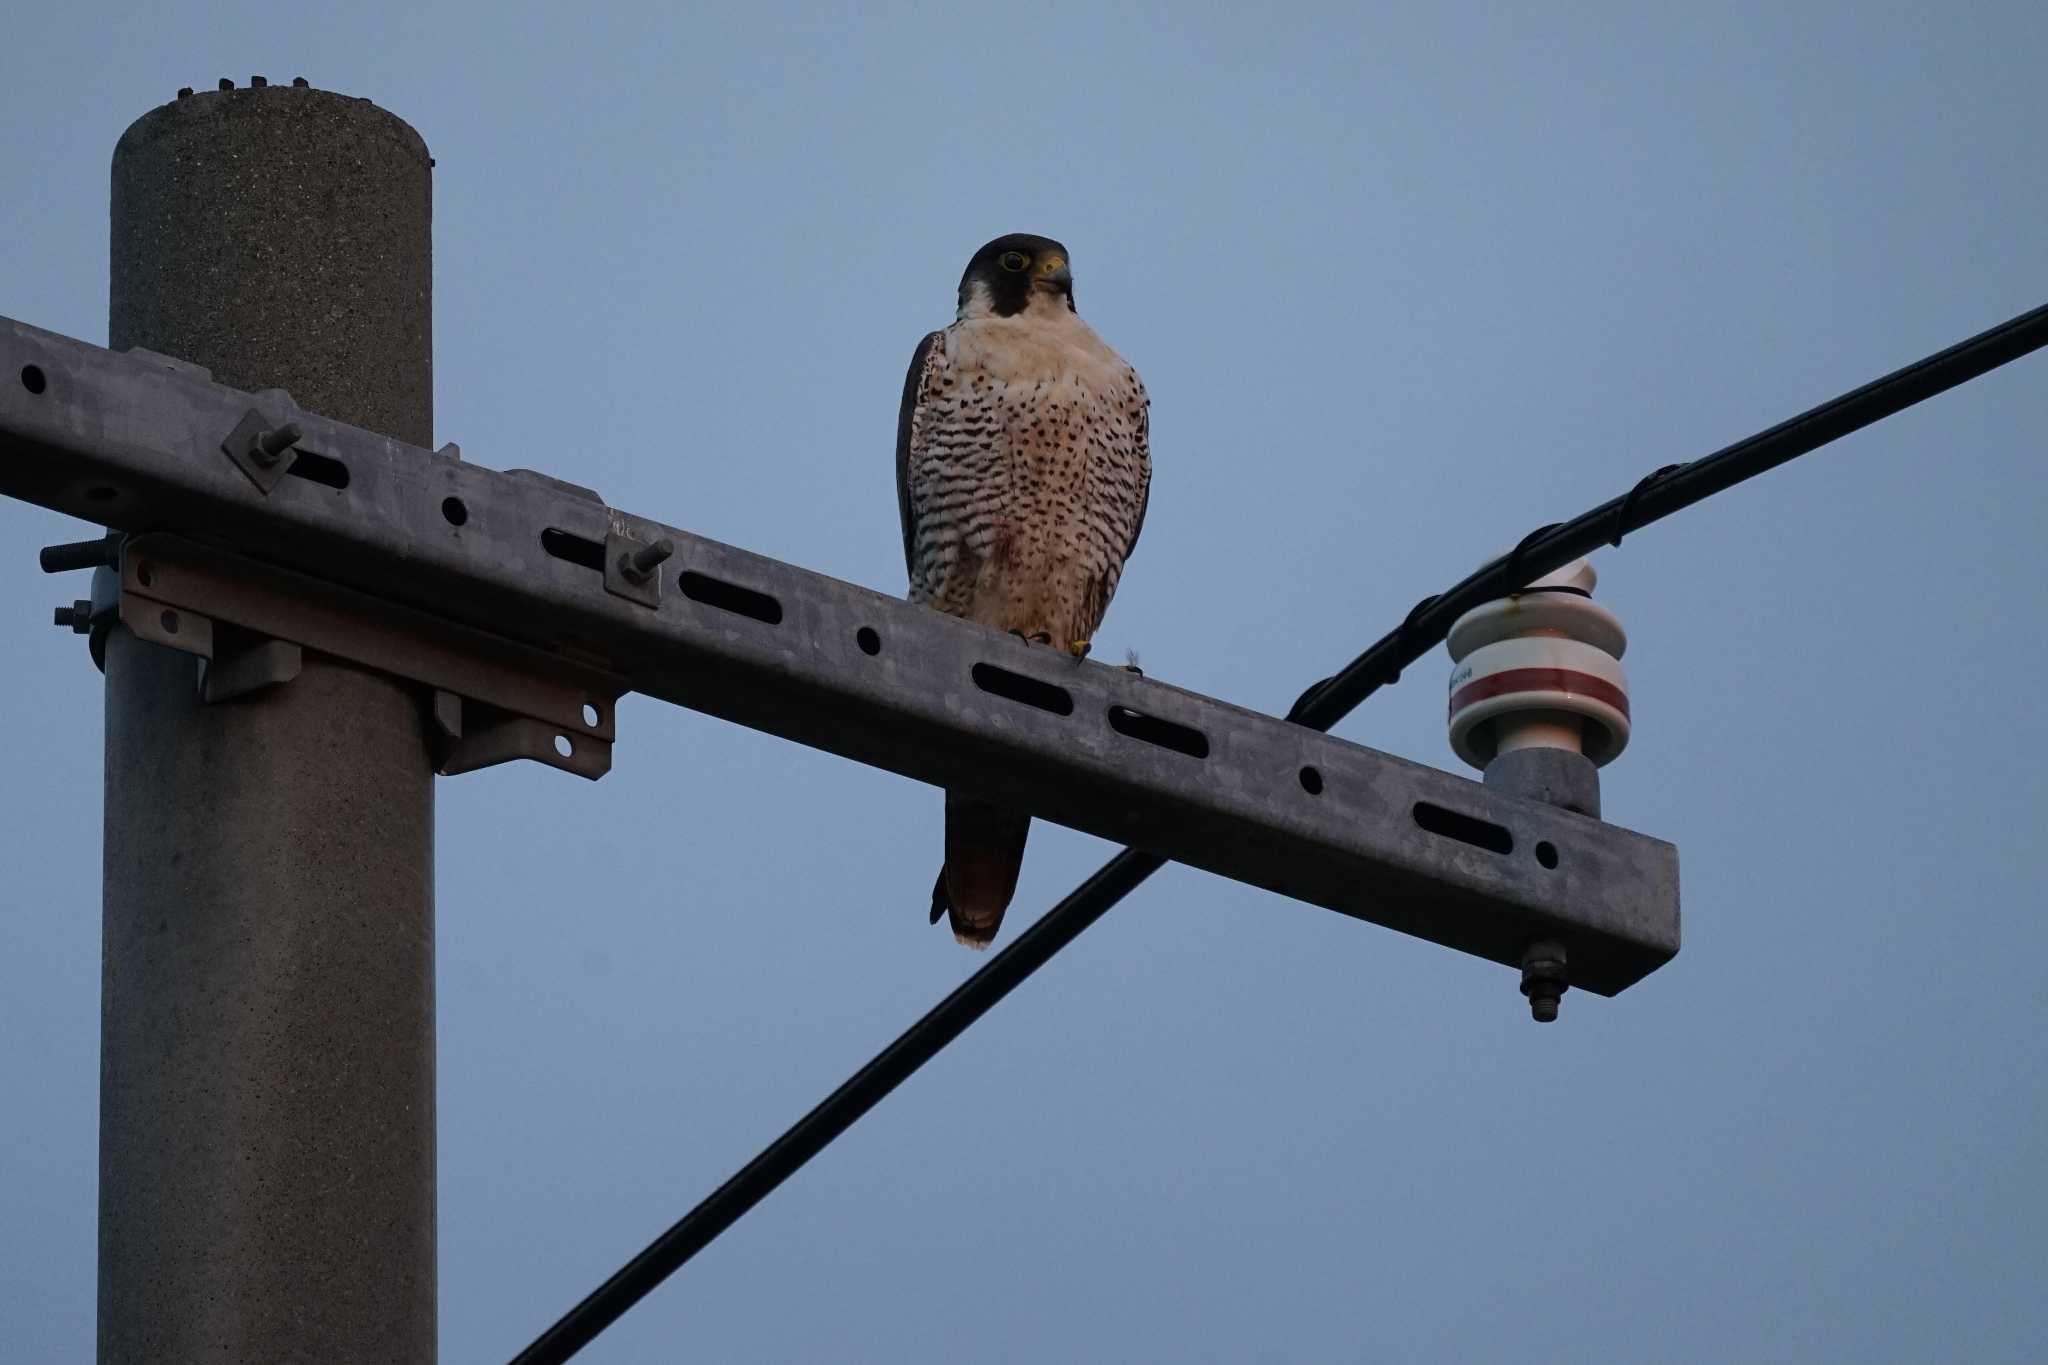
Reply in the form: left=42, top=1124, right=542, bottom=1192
left=1068, top=639, right=1092, bottom=658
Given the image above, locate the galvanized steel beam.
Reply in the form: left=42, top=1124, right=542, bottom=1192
left=3, top=312, right=1678, bottom=994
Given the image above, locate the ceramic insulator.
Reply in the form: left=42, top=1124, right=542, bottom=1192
left=1446, top=558, right=1630, bottom=769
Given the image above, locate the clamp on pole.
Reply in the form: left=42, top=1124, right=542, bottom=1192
left=58, top=532, right=627, bottom=780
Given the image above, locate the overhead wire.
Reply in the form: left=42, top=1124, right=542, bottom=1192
left=1287, top=297, right=2048, bottom=727
left=511, top=297, right=2048, bottom=1364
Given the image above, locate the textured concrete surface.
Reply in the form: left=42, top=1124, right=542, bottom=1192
left=100, top=85, right=437, bottom=1364
left=100, top=641, right=436, bottom=1363
left=111, top=84, right=432, bottom=444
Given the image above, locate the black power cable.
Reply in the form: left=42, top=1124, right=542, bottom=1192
left=511, top=298, right=2048, bottom=1364
left=510, top=849, right=1164, bottom=1365
left=1287, top=299, right=2048, bottom=727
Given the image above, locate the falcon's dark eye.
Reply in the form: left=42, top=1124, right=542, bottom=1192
left=999, top=251, right=1029, bottom=272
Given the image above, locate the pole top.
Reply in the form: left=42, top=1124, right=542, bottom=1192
left=118, top=79, right=432, bottom=171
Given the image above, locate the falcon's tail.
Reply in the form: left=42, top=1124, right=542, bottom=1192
left=928, top=793, right=1031, bottom=949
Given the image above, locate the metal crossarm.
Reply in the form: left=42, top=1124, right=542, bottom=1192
left=2, top=314, right=1679, bottom=993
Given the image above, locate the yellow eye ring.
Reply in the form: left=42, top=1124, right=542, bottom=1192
left=999, top=251, right=1029, bottom=272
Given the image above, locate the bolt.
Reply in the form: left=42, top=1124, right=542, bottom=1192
left=250, top=422, right=303, bottom=467
left=177, top=87, right=194, bottom=99
left=54, top=600, right=92, bottom=633
left=1520, top=939, right=1568, bottom=1023
left=218, top=78, right=233, bottom=91
left=252, top=75, right=268, bottom=88
left=39, top=537, right=117, bottom=573
left=618, top=536, right=675, bottom=582
left=292, top=76, right=310, bottom=88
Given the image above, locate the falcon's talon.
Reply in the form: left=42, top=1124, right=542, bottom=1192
left=1068, top=639, right=1092, bottom=658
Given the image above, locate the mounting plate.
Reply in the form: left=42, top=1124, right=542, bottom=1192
left=119, top=534, right=624, bottom=780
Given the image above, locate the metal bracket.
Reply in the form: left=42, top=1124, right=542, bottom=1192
left=201, top=633, right=303, bottom=702
left=119, top=585, right=216, bottom=656
left=118, top=535, right=625, bottom=780
left=429, top=692, right=610, bottom=780
left=220, top=400, right=302, bottom=494
left=604, top=530, right=673, bottom=609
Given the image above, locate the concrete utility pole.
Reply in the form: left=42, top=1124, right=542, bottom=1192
left=98, top=82, right=436, bottom=1363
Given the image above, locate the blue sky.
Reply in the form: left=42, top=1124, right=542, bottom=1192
left=5, top=3, right=2046, bottom=1360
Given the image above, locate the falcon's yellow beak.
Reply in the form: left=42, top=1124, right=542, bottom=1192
left=1035, top=255, right=1072, bottom=286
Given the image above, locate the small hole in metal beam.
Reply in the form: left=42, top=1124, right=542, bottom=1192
left=856, top=626, right=881, bottom=656
left=1299, top=765, right=1324, bottom=795
left=136, top=562, right=155, bottom=588
left=679, top=571, right=782, bottom=625
left=582, top=702, right=601, bottom=727
left=1536, top=841, right=1559, bottom=869
left=441, top=496, right=468, bottom=526
left=20, top=364, right=46, bottom=394
left=159, top=609, right=179, bottom=635
left=541, top=528, right=606, bottom=571
left=1413, top=802, right=1513, bottom=855
left=971, top=663, right=1073, bottom=716
left=554, top=734, right=573, bottom=758
left=1107, top=705, right=1208, bottom=758
left=284, top=450, right=349, bottom=489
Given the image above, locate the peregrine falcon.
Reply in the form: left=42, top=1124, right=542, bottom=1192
left=897, top=233, right=1152, bottom=947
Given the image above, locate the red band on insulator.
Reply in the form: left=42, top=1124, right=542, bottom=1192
left=1449, top=668, right=1630, bottom=720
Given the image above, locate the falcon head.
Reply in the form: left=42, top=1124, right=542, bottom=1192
left=956, top=233, right=1076, bottom=320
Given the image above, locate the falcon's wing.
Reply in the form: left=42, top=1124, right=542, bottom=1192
left=1123, top=369, right=1152, bottom=562
left=896, top=329, right=945, bottom=579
